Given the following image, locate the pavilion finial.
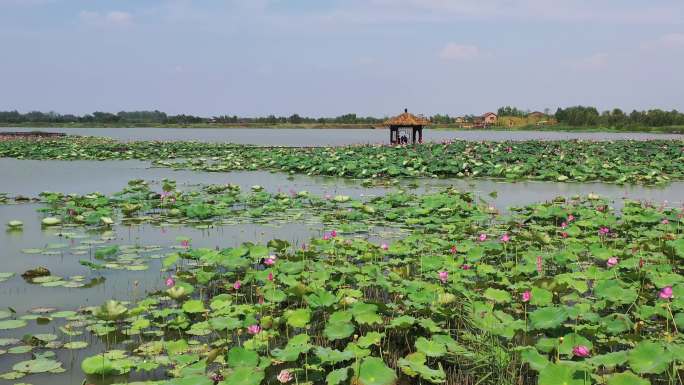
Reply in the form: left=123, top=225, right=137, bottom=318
left=404, top=108, right=408, bottom=113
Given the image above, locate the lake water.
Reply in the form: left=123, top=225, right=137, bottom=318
left=4, top=126, right=684, bottom=146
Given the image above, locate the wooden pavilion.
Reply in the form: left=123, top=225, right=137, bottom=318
left=383, top=109, right=430, bottom=145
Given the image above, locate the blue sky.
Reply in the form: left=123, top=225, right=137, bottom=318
left=1, top=0, right=683, bottom=117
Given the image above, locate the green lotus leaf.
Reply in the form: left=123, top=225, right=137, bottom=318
left=520, top=347, right=550, bottom=371
left=285, top=308, right=311, bottom=328
left=538, top=363, right=587, bottom=385
left=181, top=300, right=205, bottom=314
left=63, top=341, right=89, bottom=349
left=315, top=347, right=354, bottom=365
left=358, top=332, right=385, bottom=348
left=355, top=357, right=397, bottom=385
left=351, top=302, right=382, bottom=325
left=0, top=319, right=27, bottom=330
left=594, top=280, right=638, bottom=305
left=6, top=220, right=23, bottom=228
left=415, top=337, right=447, bottom=358
left=324, top=321, right=355, bottom=341
left=627, top=341, right=672, bottom=374
left=221, top=366, right=265, bottom=385
left=588, top=351, right=629, bottom=369
left=529, top=306, right=568, bottom=330
left=227, top=346, right=259, bottom=368
left=530, top=287, right=553, bottom=306
left=167, top=375, right=214, bottom=385
left=606, top=372, right=651, bottom=385
left=668, top=238, right=684, bottom=259
left=12, top=359, right=62, bottom=373
left=558, top=333, right=593, bottom=357
left=94, top=300, right=128, bottom=321
left=327, top=367, right=350, bottom=385
left=41, top=217, right=61, bottom=226
left=81, top=355, right=117, bottom=375
left=483, top=288, right=511, bottom=303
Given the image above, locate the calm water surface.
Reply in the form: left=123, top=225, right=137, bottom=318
left=4, top=126, right=684, bottom=145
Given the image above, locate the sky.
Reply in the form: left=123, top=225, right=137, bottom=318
left=0, top=0, right=683, bottom=117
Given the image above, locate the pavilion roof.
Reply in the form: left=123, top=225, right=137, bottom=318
left=383, top=109, right=430, bottom=126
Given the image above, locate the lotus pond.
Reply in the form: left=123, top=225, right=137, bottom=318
left=1, top=136, right=684, bottom=385
left=1, top=179, right=684, bottom=385
left=2, top=137, right=684, bottom=184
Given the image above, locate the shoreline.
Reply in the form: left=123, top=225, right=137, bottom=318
left=2, top=122, right=684, bottom=134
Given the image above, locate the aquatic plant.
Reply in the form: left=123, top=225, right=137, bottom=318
left=2, top=137, right=684, bottom=184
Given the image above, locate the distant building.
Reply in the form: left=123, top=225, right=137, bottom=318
left=472, top=112, right=497, bottom=128
left=482, top=112, right=497, bottom=125
left=528, top=111, right=545, bottom=119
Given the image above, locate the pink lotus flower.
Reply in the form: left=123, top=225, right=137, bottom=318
left=660, top=286, right=674, bottom=300
left=572, top=345, right=590, bottom=357
left=264, top=255, right=276, bottom=266
left=598, top=227, right=610, bottom=236
left=560, top=222, right=567, bottom=229
left=450, top=245, right=457, bottom=254
left=461, top=264, right=471, bottom=270
left=438, top=271, right=448, bottom=283
left=277, top=370, right=293, bottom=384
left=210, top=372, right=224, bottom=382
left=561, top=232, right=569, bottom=238
left=536, top=256, right=543, bottom=274
left=301, top=243, right=307, bottom=250
left=381, top=243, right=388, bottom=250
left=267, top=272, right=274, bottom=281
left=567, top=214, right=575, bottom=222
left=597, top=206, right=605, bottom=212
left=506, top=147, right=512, bottom=153
left=662, top=219, right=670, bottom=225
left=500, top=233, right=510, bottom=243
left=607, top=257, right=618, bottom=268
left=233, top=280, right=241, bottom=290
left=324, top=194, right=332, bottom=200
left=521, top=291, right=531, bottom=303
left=247, top=324, right=261, bottom=335
left=180, top=240, right=190, bottom=249
left=478, top=234, right=487, bottom=242
left=330, top=230, right=337, bottom=238
left=323, top=234, right=331, bottom=241
left=165, top=277, right=175, bottom=287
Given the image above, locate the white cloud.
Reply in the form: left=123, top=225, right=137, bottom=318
left=640, top=33, right=684, bottom=50
left=439, top=43, right=480, bottom=61
left=657, top=33, right=684, bottom=48
left=343, top=0, right=684, bottom=25
left=79, top=10, right=132, bottom=27
left=106, top=11, right=132, bottom=25
left=569, top=53, right=609, bottom=71
left=0, top=0, right=55, bottom=5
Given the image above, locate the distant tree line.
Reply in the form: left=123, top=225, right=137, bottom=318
left=554, top=106, right=684, bottom=127
left=1, top=108, right=682, bottom=127
left=497, top=106, right=528, bottom=117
